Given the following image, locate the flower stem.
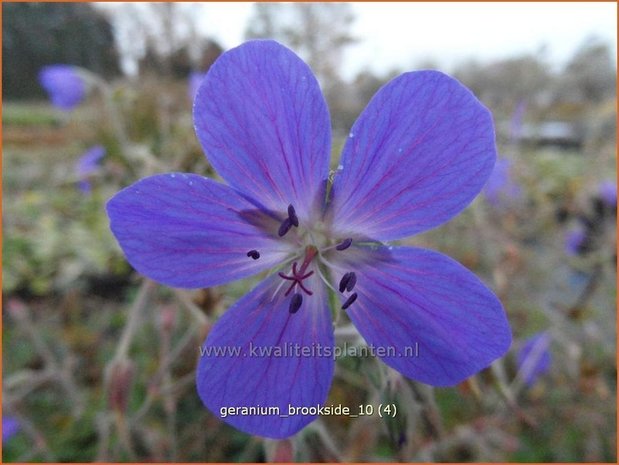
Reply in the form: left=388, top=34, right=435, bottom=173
left=114, top=279, right=156, bottom=362
left=174, top=289, right=208, bottom=327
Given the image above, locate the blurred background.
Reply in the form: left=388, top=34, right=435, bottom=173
left=2, top=2, right=616, bottom=462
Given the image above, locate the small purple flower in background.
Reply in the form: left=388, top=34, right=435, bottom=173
left=565, top=227, right=586, bottom=256
left=107, top=40, right=511, bottom=438
left=38, top=65, right=85, bottom=111
left=484, top=158, right=521, bottom=207
left=516, top=332, right=551, bottom=387
left=598, top=180, right=617, bottom=208
left=188, top=71, right=207, bottom=102
left=76, top=145, right=106, bottom=194
left=2, top=416, right=20, bottom=444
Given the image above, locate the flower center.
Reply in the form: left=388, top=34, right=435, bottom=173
left=277, top=246, right=317, bottom=297
left=246, top=203, right=359, bottom=314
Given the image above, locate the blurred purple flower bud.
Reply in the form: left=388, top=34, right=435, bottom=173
left=565, top=227, right=586, bottom=256
left=598, top=180, right=617, bottom=208
left=75, top=145, right=106, bottom=194
left=38, top=65, right=85, bottom=111
left=105, top=359, right=135, bottom=413
left=188, top=71, right=208, bottom=102
left=2, top=416, right=20, bottom=444
left=484, top=158, right=521, bottom=207
left=517, top=332, right=551, bottom=387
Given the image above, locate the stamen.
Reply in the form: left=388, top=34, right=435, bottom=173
left=246, top=250, right=260, bottom=260
left=339, top=272, right=353, bottom=293
left=338, top=272, right=357, bottom=293
left=345, top=272, right=357, bottom=292
left=287, top=204, right=299, bottom=227
left=313, top=262, right=338, bottom=294
left=341, top=293, right=358, bottom=310
left=335, top=238, right=353, bottom=251
left=289, top=293, right=303, bottom=313
left=278, top=218, right=293, bottom=237
left=319, top=255, right=349, bottom=273
left=271, top=277, right=289, bottom=301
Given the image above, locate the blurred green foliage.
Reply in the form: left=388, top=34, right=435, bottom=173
left=2, top=103, right=61, bottom=127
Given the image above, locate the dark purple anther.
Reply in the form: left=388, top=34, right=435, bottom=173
left=341, top=293, right=358, bottom=310
left=246, top=250, right=260, bottom=260
left=345, top=272, right=357, bottom=292
left=339, top=272, right=353, bottom=293
left=278, top=218, right=293, bottom=237
left=335, top=238, right=353, bottom=251
left=289, top=293, right=303, bottom=313
left=287, top=204, right=299, bottom=227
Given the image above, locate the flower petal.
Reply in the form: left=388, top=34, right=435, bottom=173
left=38, top=65, right=85, bottom=111
left=106, top=173, right=290, bottom=288
left=2, top=416, right=20, bottom=443
left=194, top=40, right=331, bottom=222
left=330, top=71, right=496, bottom=241
left=197, top=274, right=334, bottom=438
left=335, top=246, right=511, bottom=386
left=516, top=332, right=551, bottom=386
left=76, top=145, right=106, bottom=177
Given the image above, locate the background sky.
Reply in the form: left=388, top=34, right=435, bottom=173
left=192, top=2, right=617, bottom=79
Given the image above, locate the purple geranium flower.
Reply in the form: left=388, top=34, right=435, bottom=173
left=484, top=158, right=521, bottom=207
left=106, top=40, right=511, bottom=438
left=2, top=416, right=20, bottom=444
left=516, top=332, right=551, bottom=387
left=598, top=180, right=617, bottom=208
left=188, top=71, right=208, bottom=102
left=76, top=145, right=106, bottom=194
left=38, top=65, right=85, bottom=111
left=565, top=227, right=586, bottom=256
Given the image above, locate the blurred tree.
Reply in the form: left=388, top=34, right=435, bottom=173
left=353, top=69, right=400, bottom=107
left=245, top=2, right=357, bottom=123
left=136, top=3, right=187, bottom=76
left=245, top=3, right=356, bottom=83
left=138, top=38, right=223, bottom=79
left=110, top=3, right=222, bottom=78
left=3, top=3, right=120, bottom=99
left=556, top=36, right=616, bottom=104
left=331, top=69, right=396, bottom=132
left=453, top=53, right=551, bottom=115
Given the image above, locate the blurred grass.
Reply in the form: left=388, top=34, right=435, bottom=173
left=3, top=103, right=61, bottom=127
